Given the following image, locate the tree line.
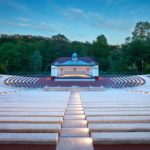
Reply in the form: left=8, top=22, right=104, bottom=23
left=0, top=21, right=150, bottom=75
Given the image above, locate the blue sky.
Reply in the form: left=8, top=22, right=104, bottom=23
left=0, top=0, right=150, bottom=44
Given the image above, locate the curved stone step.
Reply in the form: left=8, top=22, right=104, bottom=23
left=0, top=111, right=64, bottom=117
left=0, top=116, right=63, bottom=124
left=0, top=133, right=58, bottom=144
left=0, top=123, right=61, bottom=133
left=91, top=132, right=150, bottom=144
left=87, top=116, right=150, bottom=123
left=88, top=123, right=150, bottom=132
left=86, top=111, right=150, bottom=116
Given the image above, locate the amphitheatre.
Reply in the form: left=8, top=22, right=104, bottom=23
left=0, top=66, right=150, bottom=150
left=0, top=0, right=150, bottom=149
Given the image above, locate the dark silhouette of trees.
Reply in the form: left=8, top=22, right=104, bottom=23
left=0, top=21, right=150, bottom=74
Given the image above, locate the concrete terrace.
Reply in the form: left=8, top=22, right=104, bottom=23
left=0, top=74, right=150, bottom=149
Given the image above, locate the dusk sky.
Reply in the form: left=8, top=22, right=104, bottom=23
left=0, top=0, right=150, bottom=44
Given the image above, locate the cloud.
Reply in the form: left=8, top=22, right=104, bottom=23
left=0, top=0, right=30, bottom=14
left=0, top=18, right=67, bottom=33
left=63, top=8, right=86, bottom=20
left=33, top=21, right=67, bottom=33
left=18, top=17, right=30, bottom=22
left=56, top=6, right=132, bottom=32
left=89, top=16, right=132, bottom=31
left=0, top=16, right=31, bottom=27
left=0, top=19, right=31, bottom=27
left=129, top=5, right=150, bottom=16
left=106, top=0, right=124, bottom=5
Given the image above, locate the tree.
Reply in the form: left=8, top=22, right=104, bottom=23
left=96, top=34, right=108, bottom=45
left=121, top=39, right=150, bottom=73
left=132, top=21, right=150, bottom=41
left=51, top=34, right=69, bottom=42
left=0, top=64, right=5, bottom=73
left=70, top=41, right=91, bottom=57
left=0, top=27, right=150, bottom=75
left=50, top=34, right=70, bottom=59
left=92, top=35, right=110, bottom=71
left=0, top=42, right=21, bottom=72
left=120, top=21, right=150, bottom=74
left=30, top=50, right=42, bottom=72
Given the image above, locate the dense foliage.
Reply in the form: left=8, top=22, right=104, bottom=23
left=0, top=21, right=150, bottom=75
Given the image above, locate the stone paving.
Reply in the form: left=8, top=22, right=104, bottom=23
left=0, top=77, right=150, bottom=150
left=56, top=91, right=94, bottom=150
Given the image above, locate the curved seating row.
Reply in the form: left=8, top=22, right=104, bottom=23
left=110, top=75, right=145, bottom=88
left=4, top=75, right=145, bottom=88
left=4, top=76, right=39, bottom=88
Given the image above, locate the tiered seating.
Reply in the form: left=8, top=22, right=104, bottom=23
left=80, top=91, right=150, bottom=150
left=110, top=75, right=145, bottom=88
left=37, top=77, right=114, bottom=88
left=0, top=91, right=69, bottom=150
left=4, top=75, right=145, bottom=88
left=4, top=76, right=39, bottom=88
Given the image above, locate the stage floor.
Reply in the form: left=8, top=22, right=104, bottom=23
left=60, top=74, right=91, bottom=78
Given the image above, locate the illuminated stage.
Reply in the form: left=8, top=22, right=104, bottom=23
left=60, top=74, right=91, bottom=78
left=51, top=53, right=99, bottom=77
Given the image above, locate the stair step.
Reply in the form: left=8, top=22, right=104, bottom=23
left=65, top=111, right=84, bottom=115
left=62, top=120, right=87, bottom=128
left=64, top=115, right=85, bottom=120
left=61, top=128, right=89, bottom=137
left=56, top=137, right=93, bottom=150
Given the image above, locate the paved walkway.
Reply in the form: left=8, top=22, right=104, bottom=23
left=56, top=91, right=94, bottom=150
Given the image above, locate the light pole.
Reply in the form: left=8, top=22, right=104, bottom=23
left=142, top=60, right=144, bottom=75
